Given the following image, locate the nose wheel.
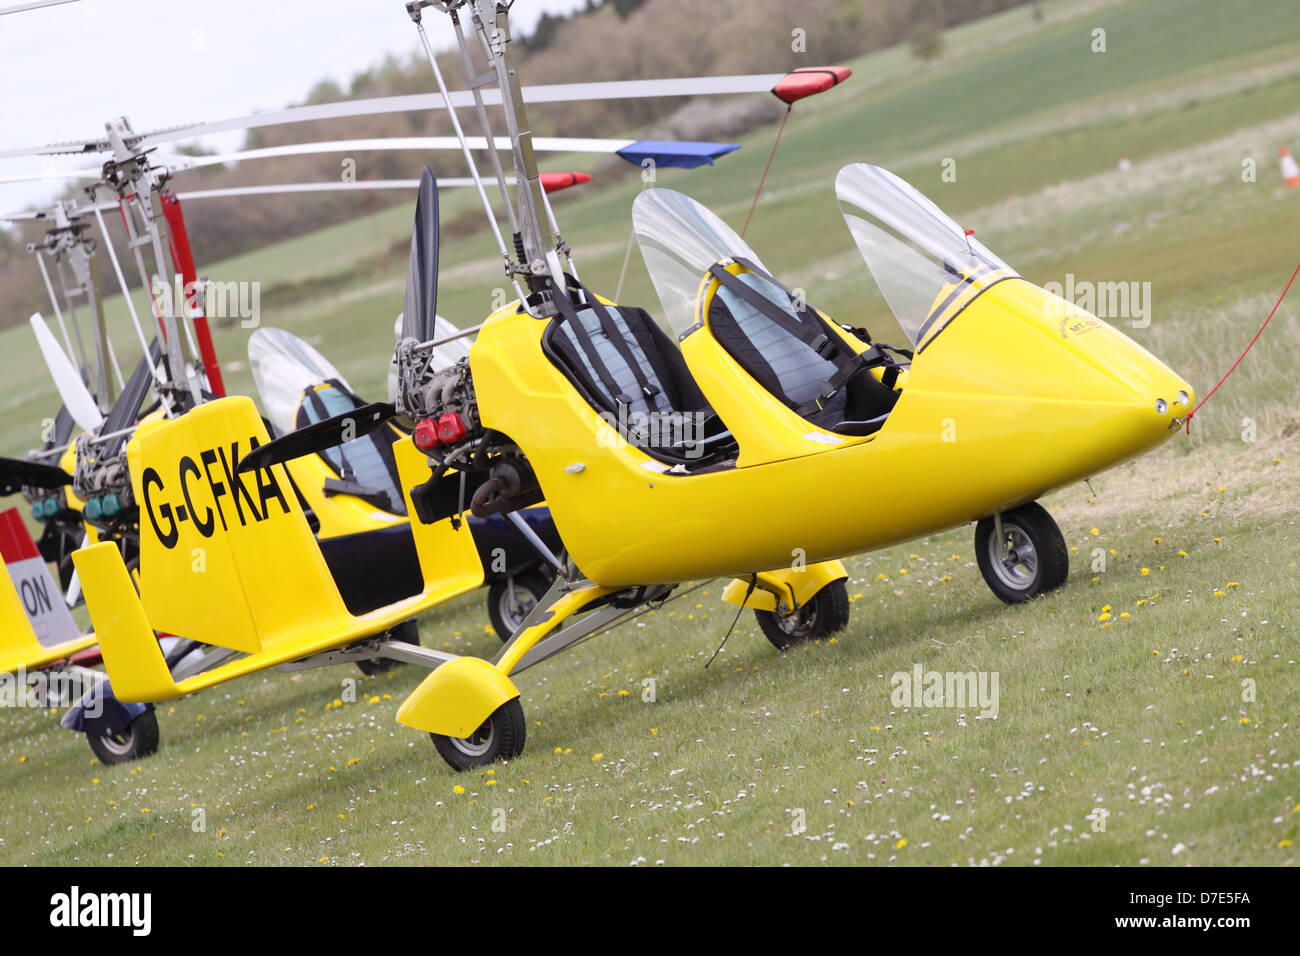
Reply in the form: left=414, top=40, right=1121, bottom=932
left=431, top=697, right=527, bottom=771
left=755, top=579, right=850, bottom=650
left=975, top=502, right=1068, bottom=604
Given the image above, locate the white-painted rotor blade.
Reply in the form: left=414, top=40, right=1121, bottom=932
left=175, top=179, right=458, bottom=200
left=157, top=136, right=632, bottom=171
left=0, top=73, right=782, bottom=160
left=0, top=0, right=83, bottom=14
left=0, top=168, right=99, bottom=185
left=0, top=136, right=631, bottom=186
left=137, top=76, right=779, bottom=148
left=30, top=312, right=103, bottom=432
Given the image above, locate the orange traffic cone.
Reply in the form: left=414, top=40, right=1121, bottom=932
left=1281, top=146, right=1300, bottom=187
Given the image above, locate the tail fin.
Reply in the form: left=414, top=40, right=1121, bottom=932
left=129, top=396, right=349, bottom=654
left=0, top=507, right=91, bottom=673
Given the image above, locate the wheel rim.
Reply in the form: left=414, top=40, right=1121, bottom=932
left=774, top=603, right=819, bottom=639
left=988, top=524, right=1038, bottom=590
left=97, top=728, right=135, bottom=758
left=498, top=586, right=538, bottom=634
left=448, top=719, right=495, bottom=759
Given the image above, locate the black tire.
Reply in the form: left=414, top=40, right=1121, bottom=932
left=431, top=697, right=526, bottom=771
left=486, top=571, right=551, bottom=642
left=86, top=709, right=160, bottom=765
left=357, top=618, right=420, bottom=676
left=755, top=578, right=850, bottom=650
left=974, top=501, right=1069, bottom=604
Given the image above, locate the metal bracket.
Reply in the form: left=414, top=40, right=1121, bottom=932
left=993, top=512, right=1009, bottom=554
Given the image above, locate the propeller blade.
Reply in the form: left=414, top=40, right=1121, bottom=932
left=0, top=455, right=71, bottom=495
left=403, top=167, right=439, bottom=343
left=236, top=401, right=396, bottom=474
left=30, top=312, right=103, bottom=433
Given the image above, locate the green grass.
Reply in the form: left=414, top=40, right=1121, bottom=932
left=2, top=0, right=1299, bottom=865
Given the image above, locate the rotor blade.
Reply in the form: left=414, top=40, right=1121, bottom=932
left=168, top=172, right=593, bottom=202
left=157, top=136, right=632, bottom=170
left=0, top=455, right=71, bottom=495
left=0, top=198, right=115, bottom=221
left=236, top=401, right=397, bottom=474
left=403, top=167, right=439, bottom=342
left=0, top=72, right=788, bottom=160
left=30, top=312, right=104, bottom=432
left=0, top=136, right=633, bottom=186
left=0, top=0, right=83, bottom=14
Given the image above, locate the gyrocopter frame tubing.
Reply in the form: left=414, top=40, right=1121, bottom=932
left=408, top=0, right=570, bottom=314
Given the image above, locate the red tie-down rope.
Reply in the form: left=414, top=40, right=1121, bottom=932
left=1184, top=258, right=1300, bottom=434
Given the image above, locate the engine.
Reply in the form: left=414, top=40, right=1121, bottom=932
left=391, top=339, right=542, bottom=523
left=71, top=433, right=136, bottom=532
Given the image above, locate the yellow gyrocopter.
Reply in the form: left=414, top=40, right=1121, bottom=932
left=70, top=0, right=1191, bottom=771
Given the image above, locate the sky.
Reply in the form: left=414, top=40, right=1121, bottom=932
left=0, top=0, right=590, bottom=210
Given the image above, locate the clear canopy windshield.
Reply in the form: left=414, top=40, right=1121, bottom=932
left=632, top=188, right=770, bottom=338
left=248, top=327, right=350, bottom=435
left=836, top=163, right=1016, bottom=350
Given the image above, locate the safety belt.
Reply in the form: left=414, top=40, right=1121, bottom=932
left=706, top=260, right=894, bottom=415
left=553, top=284, right=659, bottom=416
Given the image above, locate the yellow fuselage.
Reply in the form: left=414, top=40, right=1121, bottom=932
left=471, top=277, right=1192, bottom=587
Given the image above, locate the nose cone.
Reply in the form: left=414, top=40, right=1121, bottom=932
left=909, top=278, right=1194, bottom=490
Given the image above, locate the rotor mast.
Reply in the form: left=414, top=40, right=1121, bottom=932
left=101, top=116, right=202, bottom=410
left=409, top=0, right=571, bottom=316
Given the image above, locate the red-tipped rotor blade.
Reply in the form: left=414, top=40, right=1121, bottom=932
left=772, top=67, right=852, bottom=105
left=540, top=171, right=592, bottom=194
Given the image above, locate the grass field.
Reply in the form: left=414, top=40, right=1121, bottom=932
left=1, top=0, right=1298, bottom=866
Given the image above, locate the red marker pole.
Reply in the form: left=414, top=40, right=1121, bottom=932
left=161, top=192, right=225, bottom=397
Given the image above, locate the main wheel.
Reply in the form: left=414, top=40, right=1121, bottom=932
left=86, top=709, right=160, bottom=766
left=486, top=571, right=550, bottom=642
left=357, top=618, right=420, bottom=676
left=431, top=698, right=526, bottom=771
left=974, top=501, right=1069, bottom=604
left=755, top=579, right=850, bottom=650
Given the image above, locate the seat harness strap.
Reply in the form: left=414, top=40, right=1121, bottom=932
left=706, top=259, right=898, bottom=415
